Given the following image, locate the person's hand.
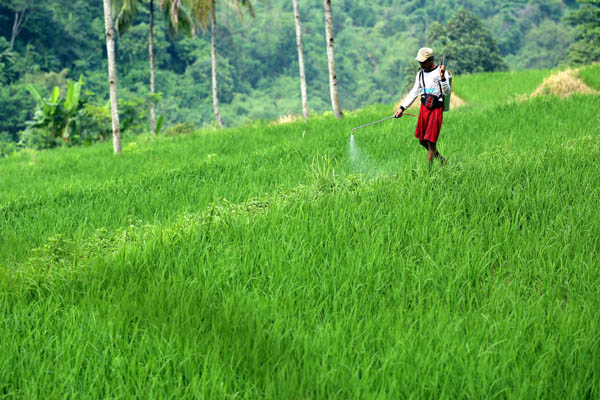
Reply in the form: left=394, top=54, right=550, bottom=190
left=394, top=108, right=404, bottom=118
left=440, top=64, right=446, bottom=81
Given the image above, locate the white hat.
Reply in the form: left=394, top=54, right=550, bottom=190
left=415, top=47, right=434, bottom=62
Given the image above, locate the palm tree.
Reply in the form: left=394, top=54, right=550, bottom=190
left=115, top=0, right=191, bottom=135
left=188, top=0, right=254, bottom=128
left=323, top=0, right=342, bottom=119
left=102, top=0, right=122, bottom=154
left=293, top=0, right=309, bottom=119
left=148, top=0, right=156, bottom=134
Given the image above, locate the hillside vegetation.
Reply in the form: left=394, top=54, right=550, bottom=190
left=1, top=68, right=599, bottom=397
left=0, top=0, right=583, bottom=138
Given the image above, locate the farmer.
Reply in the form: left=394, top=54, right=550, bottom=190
left=395, top=47, right=450, bottom=164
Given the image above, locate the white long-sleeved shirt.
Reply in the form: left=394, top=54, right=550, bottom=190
left=401, top=66, right=451, bottom=110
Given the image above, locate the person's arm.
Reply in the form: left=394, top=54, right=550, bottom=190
left=395, top=73, right=420, bottom=117
left=402, top=74, right=421, bottom=109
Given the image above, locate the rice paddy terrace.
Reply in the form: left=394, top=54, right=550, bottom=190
left=1, top=66, right=599, bottom=398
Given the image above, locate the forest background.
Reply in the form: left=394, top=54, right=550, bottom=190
left=0, top=0, right=590, bottom=147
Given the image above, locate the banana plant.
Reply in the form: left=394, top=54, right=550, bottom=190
left=25, top=77, right=84, bottom=146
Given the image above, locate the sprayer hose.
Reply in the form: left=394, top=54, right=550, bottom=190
left=351, top=112, right=418, bottom=133
left=352, top=115, right=396, bottom=131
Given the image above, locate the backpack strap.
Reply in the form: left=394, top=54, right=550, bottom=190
left=422, top=68, right=444, bottom=99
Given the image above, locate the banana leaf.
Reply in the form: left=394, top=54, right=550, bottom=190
left=26, top=84, right=45, bottom=106
left=65, top=79, right=82, bottom=113
left=51, top=86, right=60, bottom=104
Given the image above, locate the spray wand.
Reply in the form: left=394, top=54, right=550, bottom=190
left=350, top=112, right=417, bottom=137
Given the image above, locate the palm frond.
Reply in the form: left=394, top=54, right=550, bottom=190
left=227, top=0, right=256, bottom=19
left=188, top=0, right=212, bottom=31
left=114, top=0, right=140, bottom=35
left=159, top=0, right=194, bottom=38
left=238, top=0, right=255, bottom=18
left=171, top=0, right=183, bottom=30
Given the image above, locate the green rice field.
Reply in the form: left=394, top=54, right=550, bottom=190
left=578, top=63, right=600, bottom=91
left=1, top=70, right=599, bottom=398
left=451, top=68, right=553, bottom=106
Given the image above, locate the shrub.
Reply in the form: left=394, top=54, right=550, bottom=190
left=0, top=131, right=19, bottom=157
left=163, top=122, right=196, bottom=136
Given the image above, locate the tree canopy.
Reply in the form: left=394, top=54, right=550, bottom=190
left=427, top=9, right=508, bottom=75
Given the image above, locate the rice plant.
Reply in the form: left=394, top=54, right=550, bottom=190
left=1, top=72, right=599, bottom=398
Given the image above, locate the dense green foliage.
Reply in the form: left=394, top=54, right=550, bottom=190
left=567, top=0, right=600, bottom=64
left=1, top=67, right=600, bottom=396
left=0, top=0, right=583, bottom=143
left=428, top=9, right=508, bottom=75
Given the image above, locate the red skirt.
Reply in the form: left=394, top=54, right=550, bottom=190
left=415, top=104, right=443, bottom=143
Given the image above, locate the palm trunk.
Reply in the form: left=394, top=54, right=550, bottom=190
left=149, top=0, right=156, bottom=135
left=293, top=0, right=309, bottom=119
left=102, top=0, right=122, bottom=154
left=10, top=9, right=29, bottom=50
left=211, top=1, right=224, bottom=128
left=323, top=0, right=343, bottom=119
left=10, top=12, right=19, bottom=49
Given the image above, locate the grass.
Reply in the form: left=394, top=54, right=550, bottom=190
left=578, top=63, right=600, bottom=91
left=453, top=69, right=553, bottom=107
left=1, top=71, right=600, bottom=398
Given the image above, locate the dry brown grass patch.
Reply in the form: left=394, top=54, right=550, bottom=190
left=450, top=93, right=467, bottom=108
left=269, top=114, right=302, bottom=126
left=531, top=69, right=599, bottom=98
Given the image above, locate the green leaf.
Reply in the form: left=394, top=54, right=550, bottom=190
left=65, top=79, right=82, bottom=113
left=26, top=84, right=44, bottom=106
left=156, top=115, right=165, bottom=135
left=51, top=86, right=60, bottom=105
left=65, top=82, right=75, bottom=111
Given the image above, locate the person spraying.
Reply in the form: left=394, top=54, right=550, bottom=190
left=395, top=48, right=450, bottom=165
